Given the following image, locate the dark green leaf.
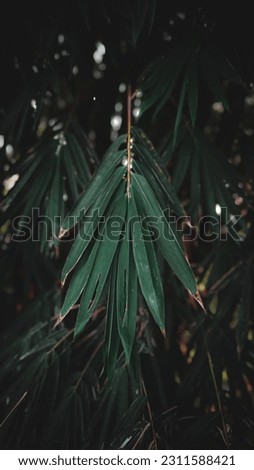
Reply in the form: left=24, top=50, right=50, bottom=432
left=129, top=188, right=165, bottom=331
left=132, top=173, right=197, bottom=295
left=116, top=221, right=138, bottom=362
left=188, top=55, right=199, bottom=126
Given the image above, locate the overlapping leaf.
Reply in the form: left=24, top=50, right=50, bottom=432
left=0, top=130, right=94, bottom=252
left=169, top=128, right=246, bottom=223
left=0, top=70, right=55, bottom=155
left=139, top=38, right=244, bottom=144
left=60, top=127, right=200, bottom=366
left=105, top=0, right=156, bottom=47
left=199, top=240, right=254, bottom=354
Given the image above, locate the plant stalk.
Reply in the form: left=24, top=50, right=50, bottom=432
left=127, top=84, right=132, bottom=198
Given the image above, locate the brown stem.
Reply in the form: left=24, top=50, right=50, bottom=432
left=127, top=84, right=132, bottom=198
left=206, top=261, right=243, bottom=296
left=142, top=378, right=158, bottom=450
left=203, top=331, right=230, bottom=448
left=0, top=392, right=28, bottom=429
left=132, top=422, right=151, bottom=449
left=47, top=328, right=74, bottom=354
left=74, top=341, right=104, bottom=391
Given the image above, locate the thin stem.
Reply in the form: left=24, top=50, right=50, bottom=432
left=141, top=378, right=158, bottom=450
left=0, top=392, right=28, bottom=429
left=203, top=331, right=230, bottom=448
left=74, top=341, right=104, bottom=391
left=206, top=261, right=243, bottom=295
left=127, top=84, right=132, bottom=198
left=47, top=328, right=74, bottom=355
left=132, top=422, right=151, bottom=449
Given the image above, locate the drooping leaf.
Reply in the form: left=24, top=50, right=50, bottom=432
left=132, top=127, right=185, bottom=218
left=129, top=188, right=165, bottom=331
left=60, top=134, right=127, bottom=233
left=187, top=54, right=199, bottom=126
left=172, top=73, right=188, bottom=149
left=75, top=183, right=127, bottom=336
left=60, top=127, right=200, bottom=363
left=116, top=219, right=138, bottom=362
left=170, top=127, right=245, bottom=223
left=61, top=166, right=126, bottom=281
left=201, top=51, right=230, bottom=111
left=0, top=130, right=94, bottom=252
left=132, top=173, right=197, bottom=296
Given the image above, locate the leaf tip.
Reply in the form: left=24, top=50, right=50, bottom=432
left=161, top=328, right=166, bottom=338
left=58, top=227, right=68, bottom=239
left=53, top=314, right=64, bottom=328
left=192, top=289, right=206, bottom=312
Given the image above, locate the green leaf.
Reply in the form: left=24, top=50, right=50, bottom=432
left=132, top=0, right=149, bottom=45
left=62, top=146, right=79, bottom=203
left=189, top=139, right=200, bottom=218
left=188, top=55, right=199, bottom=126
left=201, top=51, right=230, bottom=111
left=0, top=151, right=43, bottom=207
left=116, top=221, right=138, bottom=362
left=236, top=267, right=252, bottom=353
left=111, top=396, right=147, bottom=449
left=61, top=134, right=126, bottom=232
left=146, top=0, right=156, bottom=34
left=104, top=265, right=121, bottom=380
left=132, top=127, right=185, bottom=217
left=61, top=242, right=100, bottom=318
left=132, top=173, right=197, bottom=295
left=129, top=188, right=165, bottom=331
left=66, top=133, right=91, bottom=187
left=140, top=43, right=190, bottom=115
left=61, top=166, right=126, bottom=282
left=172, top=75, right=188, bottom=149
left=75, top=184, right=127, bottom=336
left=207, top=47, right=244, bottom=87
left=21, top=156, right=55, bottom=216
left=201, top=154, right=217, bottom=219
left=47, top=153, right=62, bottom=238
left=172, top=135, right=192, bottom=192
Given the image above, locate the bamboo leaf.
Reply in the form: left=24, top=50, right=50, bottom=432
left=172, top=135, right=192, bottom=192
left=132, top=173, right=197, bottom=296
left=172, top=76, right=188, bottom=149
left=61, top=135, right=127, bottom=233
left=129, top=188, right=165, bottom=331
left=207, top=47, right=244, bottom=87
left=201, top=51, right=230, bottom=111
left=104, top=265, right=121, bottom=380
left=116, top=221, right=138, bottom=362
left=188, top=55, right=199, bottom=126
left=75, top=184, right=126, bottom=336
left=61, top=166, right=126, bottom=282
left=132, top=127, right=185, bottom=217
left=140, top=43, right=190, bottom=115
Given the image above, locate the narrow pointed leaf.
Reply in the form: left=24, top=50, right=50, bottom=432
left=172, top=135, right=192, bottom=191
left=201, top=52, right=230, bottom=111
left=75, top=184, right=126, bottom=335
left=132, top=173, right=197, bottom=295
left=104, top=266, right=121, bottom=380
left=132, top=127, right=185, bottom=217
left=61, top=134, right=127, bottom=232
left=61, top=166, right=126, bottom=282
left=129, top=188, right=165, bottom=331
left=173, top=76, right=187, bottom=149
left=116, top=221, right=138, bottom=362
left=188, top=55, right=199, bottom=125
